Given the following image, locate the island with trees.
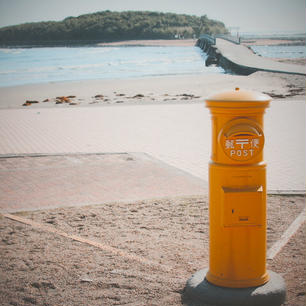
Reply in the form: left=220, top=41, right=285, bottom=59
left=0, top=11, right=228, bottom=46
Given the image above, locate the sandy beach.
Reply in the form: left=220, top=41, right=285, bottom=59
left=0, top=71, right=305, bottom=109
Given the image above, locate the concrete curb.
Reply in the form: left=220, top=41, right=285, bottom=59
left=184, top=268, right=286, bottom=306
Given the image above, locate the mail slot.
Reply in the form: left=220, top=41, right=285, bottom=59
left=205, top=88, right=271, bottom=288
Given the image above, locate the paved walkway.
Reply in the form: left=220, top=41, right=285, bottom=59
left=0, top=153, right=207, bottom=213
left=216, top=38, right=306, bottom=75
left=0, top=102, right=305, bottom=193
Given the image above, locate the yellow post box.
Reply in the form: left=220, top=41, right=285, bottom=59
left=205, top=88, right=270, bottom=288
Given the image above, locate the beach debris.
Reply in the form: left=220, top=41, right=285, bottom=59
left=262, top=89, right=304, bottom=99
left=22, top=100, right=39, bottom=106
left=163, top=97, right=177, bottom=101
left=43, top=95, right=79, bottom=105
left=180, top=96, right=190, bottom=100
left=171, top=93, right=201, bottom=100
left=133, top=94, right=144, bottom=98
left=177, top=93, right=200, bottom=98
left=288, top=88, right=304, bottom=95
left=56, top=96, right=71, bottom=103
left=21, top=92, right=202, bottom=107
left=263, top=93, right=286, bottom=98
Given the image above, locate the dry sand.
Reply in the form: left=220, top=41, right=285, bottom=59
left=0, top=195, right=305, bottom=306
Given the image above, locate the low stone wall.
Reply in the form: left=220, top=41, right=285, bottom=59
left=196, top=37, right=257, bottom=75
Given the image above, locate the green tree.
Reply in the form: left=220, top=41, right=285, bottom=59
left=0, top=10, right=228, bottom=45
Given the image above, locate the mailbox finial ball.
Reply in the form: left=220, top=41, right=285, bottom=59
left=206, top=88, right=271, bottom=103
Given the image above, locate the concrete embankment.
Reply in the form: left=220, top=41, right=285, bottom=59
left=196, top=36, right=306, bottom=76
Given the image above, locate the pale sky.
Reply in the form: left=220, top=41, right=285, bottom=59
left=0, top=0, right=305, bottom=34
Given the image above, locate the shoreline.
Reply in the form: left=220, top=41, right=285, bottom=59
left=0, top=39, right=198, bottom=48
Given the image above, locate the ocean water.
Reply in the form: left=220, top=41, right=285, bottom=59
left=1, top=44, right=304, bottom=88
left=250, top=45, right=306, bottom=58
left=0, top=46, right=223, bottom=87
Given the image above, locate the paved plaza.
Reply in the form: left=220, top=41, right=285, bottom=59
left=0, top=100, right=305, bottom=212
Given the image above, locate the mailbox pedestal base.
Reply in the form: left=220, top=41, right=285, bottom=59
left=185, top=268, right=286, bottom=306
